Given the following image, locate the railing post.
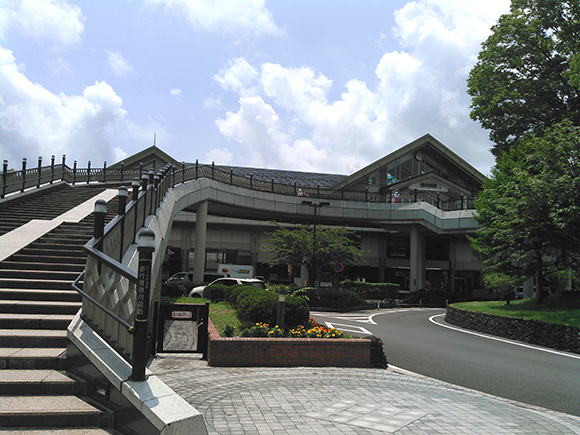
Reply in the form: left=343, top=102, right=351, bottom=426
left=50, top=155, right=55, bottom=184
left=103, top=161, right=107, bottom=183
left=2, top=160, right=8, bottom=199
left=317, top=184, right=320, bottom=198
left=294, top=182, right=297, bottom=196
left=153, top=173, right=160, bottom=213
left=271, top=178, right=274, bottom=193
left=365, top=186, right=368, bottom=202
left=73, top=161, right=77, bottom=185
left=141, top=174, right=148, bottom=225
left=87, top=161, right=91, bottom=184
left=148, top=169, right=154, bottom=186
left=61, top=155, right=66, bottom=181
left=118, top=186, right=128, bottom=262
left=414, top=187, right=417, bottom=202
left=230, top=169, right=233, bottom=185
left=93, top=199, right=107, bottom=249
left=132, top=178, right=140, bottom=201
left=37, top=156, right=42, bottom=188
left=21, top=158, right=27, bottom=192
left=460, top=193, right=464, bottom=210
left=194, top=160, right=197, bottom=180
left=139, top=162, right=143, bottom=181
left=250, top=174, right=253, bottom=189
left=131, top=229, right=155, bottom=382
left=341, top=185, right=344, bottom=200
left=437, top=192, right=440, bottom=209
left=120, top=162, right=124, bottom=183
left=389, top=188, right=392, bottom=204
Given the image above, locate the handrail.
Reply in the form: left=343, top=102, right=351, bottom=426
left=71, top=270, right=133, bottom=332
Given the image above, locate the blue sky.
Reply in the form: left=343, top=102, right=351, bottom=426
left=0, top=0, right=510, bottom=175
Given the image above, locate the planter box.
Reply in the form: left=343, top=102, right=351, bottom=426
left=207, top=321, right=371, bottom=367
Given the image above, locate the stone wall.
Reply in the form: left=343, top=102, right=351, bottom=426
left=207, top=321, right=371, bottom=367
left=445, top=306, right=580, bottom=354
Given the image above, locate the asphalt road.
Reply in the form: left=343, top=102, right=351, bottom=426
left=311, top=308, right=580, bottom=417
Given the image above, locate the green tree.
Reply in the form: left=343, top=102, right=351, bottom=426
left=467, top=0, right=580, bottom=157
left=263, top=222, right=363, bottom=284
left=469, top=121, right=580, bottom=303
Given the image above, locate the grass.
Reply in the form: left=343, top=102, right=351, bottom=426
left=452, top=292, right=580, bottom=328
left=173, top=296, right=242, bottom=335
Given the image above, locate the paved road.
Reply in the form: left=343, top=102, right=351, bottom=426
left=312, top=308, right=580, bottom=417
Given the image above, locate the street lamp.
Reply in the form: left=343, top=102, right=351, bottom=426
left=302, top=200, right=330, bottom=285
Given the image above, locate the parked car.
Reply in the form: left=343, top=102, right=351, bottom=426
left=188, top=277, right=267, bottom=298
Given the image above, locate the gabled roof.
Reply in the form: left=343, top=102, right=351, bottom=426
left=108, top=145, right=181, bottom=172
left=330, top=133, right=486, bottom=190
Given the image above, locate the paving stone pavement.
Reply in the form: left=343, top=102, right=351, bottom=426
left=149, top=354, right=580, bottom=435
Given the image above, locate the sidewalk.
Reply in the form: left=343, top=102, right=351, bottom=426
left=149, top=353, right=580, bottom=435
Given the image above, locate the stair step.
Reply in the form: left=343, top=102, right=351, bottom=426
left=0, top=262, right=85, bottom=272
left=0, top=289, right=81, bottom=302
left=0, top=348, right=66, bottom=369
left=8, top=255, right=86, bottom=265
left=0, top=395, right=103, bottom=427
left=0, top=270, right=80, bottom=281
left=0, top=329, right=68, bottom=348
left=0, top=300, right=81, bottom=315
left=0, top=313, right=75, bottom=329
left=0, top=429, right=114, bottom=434
left=0, top=369, right=75, bottom=395
left=0, top=279, right=77, bottom=291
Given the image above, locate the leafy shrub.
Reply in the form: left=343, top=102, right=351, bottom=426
left=161, top=283, right=188, bottom=298
left=340, top=280, right=399, bottom=300
left=222, top=324, right=235, bottom=337
left=203, top=284, right=229, bottom=302
left=303, top=287, right=364, bottom=310
left=235, top=287, right=309, bottom=328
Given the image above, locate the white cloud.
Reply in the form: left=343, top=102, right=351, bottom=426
left=0, top=45, right=130, bottom=165
left=107, top=51, right=134, bottom=76
left=213, top=58, right=258, bottom=95
left=170, top=88, right=182, bottom=97
left=149, top=0, right=282, bottom=36
left=212, top=0, right=510, bottom=175
left=1, top=0, right=85, bottom=48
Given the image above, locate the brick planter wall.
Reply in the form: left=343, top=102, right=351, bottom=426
left=445, top=306, right=580, bottom=354
left=207, top=321, right=371, bottom=367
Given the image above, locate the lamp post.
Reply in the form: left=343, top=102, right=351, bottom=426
left=302, top=200, right=330, bottom=285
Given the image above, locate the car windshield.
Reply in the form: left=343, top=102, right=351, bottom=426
left=248, top=282, right=267, bottom=289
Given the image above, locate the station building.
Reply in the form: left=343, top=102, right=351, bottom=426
left=111, top=133, right=486, bottom=296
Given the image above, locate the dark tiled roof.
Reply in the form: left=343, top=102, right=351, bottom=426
left=211, top=165, right=347, bottom=188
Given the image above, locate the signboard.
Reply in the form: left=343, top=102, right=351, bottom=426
left=333, top=262, right=344, bottom=273
left=219, top=264, right=254, bottom=278
left=172, top=311, right=193, bottom=319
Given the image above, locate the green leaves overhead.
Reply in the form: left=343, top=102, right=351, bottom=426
left=468, top=0, right=580, bottom=157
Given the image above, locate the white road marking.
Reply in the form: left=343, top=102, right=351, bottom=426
left=324, top=322, right=373, bottom=335
left=429, top=313, right=580, bottom=360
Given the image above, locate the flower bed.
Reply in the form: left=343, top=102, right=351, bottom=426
left=207, top=319, right=372, bottom=367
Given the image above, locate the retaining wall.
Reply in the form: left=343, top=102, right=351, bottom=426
left=207, top=321, right=371, bottom=367
left=445, top=306, right=580, bottom=354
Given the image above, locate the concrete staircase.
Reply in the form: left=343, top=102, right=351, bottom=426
left=0, top=186, right=119, bottom=433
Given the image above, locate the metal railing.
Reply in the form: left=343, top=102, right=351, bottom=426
left=2, top=157, right=475, bottom=211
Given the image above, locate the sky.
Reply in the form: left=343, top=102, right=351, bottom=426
left=0, top=0, right=511, bottom=176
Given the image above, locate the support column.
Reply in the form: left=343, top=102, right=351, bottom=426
left=193, top=201, right=208, bottom=285
left=410, top=225, right=426, bottom=292
left=523, top=277, right=534, bottom=299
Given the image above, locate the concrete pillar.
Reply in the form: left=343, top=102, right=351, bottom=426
left=410, top=225, right=426, bottom=292
left=193, top=201, right=208, bottom=285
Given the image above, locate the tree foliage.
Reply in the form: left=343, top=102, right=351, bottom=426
left=469, top=121, right=580, bottom=303
left=468, top=0, right=580, bottom=157
left=263, top=222, right=363, bottom=280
